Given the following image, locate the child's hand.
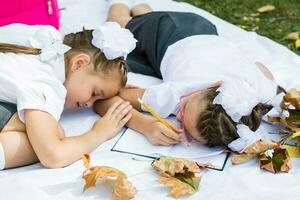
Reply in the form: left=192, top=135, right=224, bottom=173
left=144, top=120, right=184, bottom=146
left=92, top=100, right=132, bottom=140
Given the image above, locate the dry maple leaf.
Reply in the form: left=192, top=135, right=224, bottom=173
left=152, top=157, right=207, bottom=198
left=284, top=89, right=300, bottom=110
left=231, top=153, right=257, bottom=165
left=257, top=5, right=275, bottom=13
left=82, top=154, right=137, bottom=200
left=113, top=176, right=138, bottom=200
left=231, top=140, right=278, bottom=165
left=259, top=147, right=291, bottom=173
left=158, top=176, right=200, bottom=198
left=151, top=157, right=207, bottom=177
left=242, top=140, right=278, bottom=155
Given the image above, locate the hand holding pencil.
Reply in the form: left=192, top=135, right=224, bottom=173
left=138, top=98, right=186, bottom=145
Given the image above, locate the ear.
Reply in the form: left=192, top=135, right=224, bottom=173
left=69, top=53, right=91, bottom=72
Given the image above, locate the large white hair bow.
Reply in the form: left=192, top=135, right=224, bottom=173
left=29, top=28, right=71, bottom=62
left=92, top=22, right=137, bottom=60
left=213, top=76, right=277, bottom=122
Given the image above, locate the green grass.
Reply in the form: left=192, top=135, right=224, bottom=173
left=177, top=0, right=300, bottom=55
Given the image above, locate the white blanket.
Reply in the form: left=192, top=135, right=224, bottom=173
left=1, top=0, right=300, bottom=199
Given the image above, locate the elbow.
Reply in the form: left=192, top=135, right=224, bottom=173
left=40, top=151, right=68, bottom=169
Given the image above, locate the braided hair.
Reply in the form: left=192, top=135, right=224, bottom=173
left=196, top=87, right=273, bottom=147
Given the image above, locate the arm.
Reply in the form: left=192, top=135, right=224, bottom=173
left=25, top=100, right=132, bottom=168
left=94, top=96, right=184, bottom=146
left=118, top=87, right=145, bottom=111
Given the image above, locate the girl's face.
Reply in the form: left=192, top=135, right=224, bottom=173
left=63, top=53, right=122, bottom=109
left=177, top=90, right=208, bottom=144
left=176, top=82, right=222, bottom=143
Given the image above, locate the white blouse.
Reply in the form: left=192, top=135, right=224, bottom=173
left=0, top=24, right=70, bottom=123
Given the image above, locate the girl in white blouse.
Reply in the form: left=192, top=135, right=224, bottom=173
left=94, top=1, right=280, bottom=149
left=0, top=23, right=136, bottom=170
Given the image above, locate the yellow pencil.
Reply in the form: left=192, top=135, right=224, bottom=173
left=137, top=98, right=177, bottom=132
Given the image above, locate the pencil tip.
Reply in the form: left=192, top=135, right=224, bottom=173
left=137, top=98, right=143, bottom=104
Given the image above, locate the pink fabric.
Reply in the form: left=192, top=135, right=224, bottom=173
left=0, top=0, right=60, bottom=29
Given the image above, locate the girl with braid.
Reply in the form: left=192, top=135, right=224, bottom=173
left=94, top=1, right=283, bottom=151
left=0, top=22, right=137, bottom=169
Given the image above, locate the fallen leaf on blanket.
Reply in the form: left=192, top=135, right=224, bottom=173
left=151, top=156, right=208, bottom=177
left=257, top=5, right=275, bottom=13
left=259, top=147, right=291, bottom=173
left=152, top=157, right=208, bottom=198
left=231, top=140, right=278, bottom=165
left=113, top=176, right=138, bottom=200
left=242, top=140, right=278, bottom=155
left=231, top=153, right=257, bottom=165
left=282, top=145, right=300, bottom=158
left=158, top=175, right=200, bottom=198
left=283, top=89, right=300, bottom=110
left=287, top=31, right=300, bottom=40
left=82, top=154, right=137, bottom=200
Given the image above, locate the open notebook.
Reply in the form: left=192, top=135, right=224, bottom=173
left=111, top=127, right=230, bottom=171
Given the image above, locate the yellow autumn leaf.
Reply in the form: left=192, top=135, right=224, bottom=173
left=296, top=39, right=300, bottom=49
left=257, top=5, right=275, bottom=13
left=282, top=145, right=300, bottom=158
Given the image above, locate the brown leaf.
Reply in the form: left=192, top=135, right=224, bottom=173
left=287, top=32, right=300, bottom=40
left=113, top=176, right=137, bottom=200
left=231, top=153, right=257, bottom=165
left=283, top=89, right=300, bottom=110
left=82, top=166, right=126, bottom=192
left=158, top=176, right=200, bottom=198
left=152, top=157, right=203, bottom=198
left=82, top=154, right=91, bottom=170
left=242, top=140, right=278, bottom=155
left=151, top=157, right=202, bottom=177
left=81, top=154, right=136, bottom=200
left=259, top=147, right=291, bottom=173
left=257, top=5, right=275, bottom=13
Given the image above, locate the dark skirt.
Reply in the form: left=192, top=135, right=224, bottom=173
left=0, top=102, right=17, bottom=131
left=126, top=11, right=218, bottom=78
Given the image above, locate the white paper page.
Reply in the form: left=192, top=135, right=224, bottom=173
left=112, top=128, right=228, bottom=169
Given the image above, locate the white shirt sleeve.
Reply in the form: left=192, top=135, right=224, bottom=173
left=16, top=81, right=66, bottom=123
left=141, top=82, right=184, bottom=118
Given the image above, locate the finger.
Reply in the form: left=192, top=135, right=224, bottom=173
left=106, top=100, right=124, bottom=115
left=160, top=124, right=182, bottom=142
left=164, top=120, right=183, bottom=133
left=111, top=101, right=130, bottom=116
left=159, top=140, right=173, bottom=146
left=118, top=113, right=132, bottom=127
left=116, top=105, right=132, bottom=122
left=158, top=132, right=179, bottom=145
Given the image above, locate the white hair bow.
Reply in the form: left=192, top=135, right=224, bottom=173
left=29, top=28, right=71, bottom=62
left=92, top=22, right=137, bottom=60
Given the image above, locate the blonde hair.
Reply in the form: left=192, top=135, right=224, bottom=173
left=0, top=29, right=128, bottom=86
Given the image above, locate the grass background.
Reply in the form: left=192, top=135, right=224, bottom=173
left=178, top=0, right=300, bottom=55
